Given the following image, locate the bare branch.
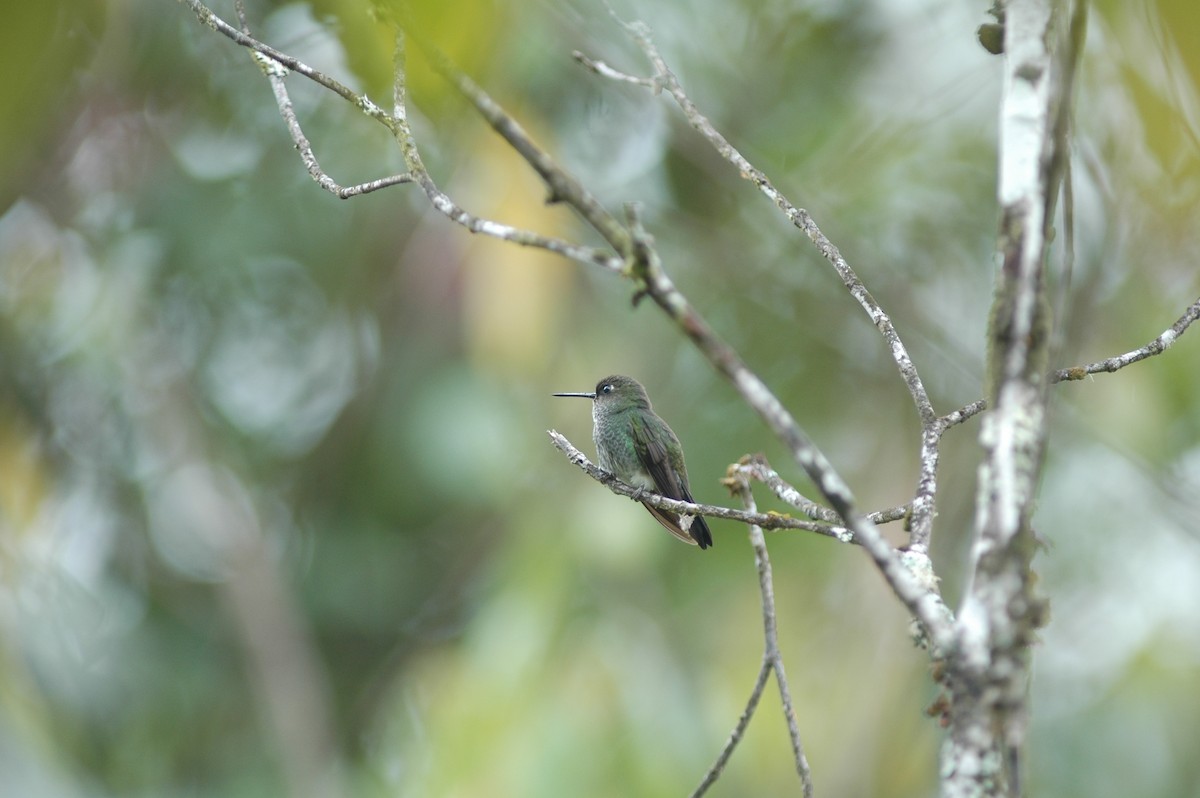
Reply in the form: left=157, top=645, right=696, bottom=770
left=911, top=291, right=1198, bottom=561
left=572, top=51, right=659, bottom=90
left=732, top=454, right=910, bottom=527
left=1052, top=296, right=1200, bottom=383
left=230, top=2, right=412, bottom=199
left=738, top=472, right=814, bottom=798
left=926, top=292, right=1199, bottom=440
left=401, top=24, right=632, bottom=255
left=381, top=31, right=624, bottom=270
left=254, top=48, right=411, bottom=198
left=941, top=399, right=988, bottom=430
left=907, top=398, right=990, bottom=551
left=691, top=473, right=813, bottom=798
left=908, top=427, right=945, bottom=553
left=179, top=0, right=388, bottom=120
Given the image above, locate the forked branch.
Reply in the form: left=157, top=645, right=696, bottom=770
left=689, top=472, right=813, bottom=798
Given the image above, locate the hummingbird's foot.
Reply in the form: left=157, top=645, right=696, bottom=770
left=630, top=485, right=645, bottom=501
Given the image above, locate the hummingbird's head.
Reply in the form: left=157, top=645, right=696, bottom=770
left=592, top=375, right=652, bottom=412
left=553, top=375, right=652, bottom=415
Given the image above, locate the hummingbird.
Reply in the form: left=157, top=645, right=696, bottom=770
left=554, top=375, right=713, bottom=549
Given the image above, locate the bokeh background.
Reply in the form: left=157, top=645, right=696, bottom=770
left=2, top=0, right=1199, bottom=796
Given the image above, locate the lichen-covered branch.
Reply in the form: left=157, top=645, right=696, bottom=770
left=1052, top=295, right=1200, bottom=382
left=942, top=2, right=1087, bottom=796
left=731, top=453, right=910, bottom=526
left=180, top=0, right=372, bottom=112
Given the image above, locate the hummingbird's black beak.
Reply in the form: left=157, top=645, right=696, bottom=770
left=552, top=391, right=596, bottom=399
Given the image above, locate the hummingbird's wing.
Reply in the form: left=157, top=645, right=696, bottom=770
left=631, top=417, right=714, bottom=549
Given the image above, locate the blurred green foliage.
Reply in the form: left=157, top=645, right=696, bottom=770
left=1, top=1, right=1199, bottom=797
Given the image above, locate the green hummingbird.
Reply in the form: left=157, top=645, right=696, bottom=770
left=554, top=375, right=713, bottom=549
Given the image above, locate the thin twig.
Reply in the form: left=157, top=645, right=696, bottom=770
left=382, top=27, right=625, bottom=271
left=180, top=0, right=385, bottom=118
left=941, top=399, right=988, bottom=429
left=696, top=472, right=814, bottom=797
left=572, top=51, right=659, bottom=90
left=939, top=293, right=1200, bottom=431
left=907, top=400, right=990, bottom=550
left=918, top=292, right=1200, bottom=553
left=402, top=22, right=632, bottom=254
left=232, top=0, right=412, bottom=199
left=1052, top=296, right=1200, bottom=382
left=732, top=454, right=910, bottom=526
left=943, top=299, right=1200, bottom=458
left=253, top=48, right=412, bottom=198
left=691, top=476, right=814, bottom=797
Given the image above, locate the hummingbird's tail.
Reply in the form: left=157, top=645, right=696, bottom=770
left=641, top=503, right=713, bottom=549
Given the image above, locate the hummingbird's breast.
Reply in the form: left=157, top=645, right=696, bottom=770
left=591, top=404, right=647, bottom=485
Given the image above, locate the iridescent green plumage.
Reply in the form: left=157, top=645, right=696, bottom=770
left=555, top=375, right=712, bottom=549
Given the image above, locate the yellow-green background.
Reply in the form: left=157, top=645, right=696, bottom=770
left=2, top=1, right=1199, bottom=796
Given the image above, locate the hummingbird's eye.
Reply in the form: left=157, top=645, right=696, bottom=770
left=601, top=384, right=613, bottom=394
